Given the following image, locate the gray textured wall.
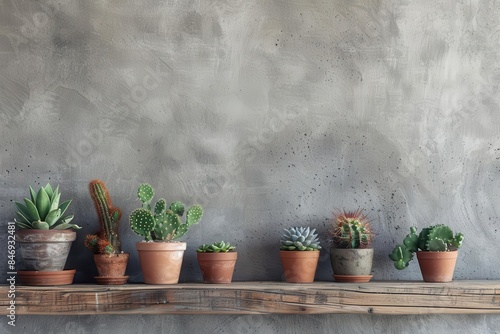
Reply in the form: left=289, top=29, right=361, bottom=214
left=1, top=0, right=500, bottom=333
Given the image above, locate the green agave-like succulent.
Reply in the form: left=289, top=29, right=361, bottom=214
left=280, top=226, right=321, bottom=251
left=196, top=241, right=236, bottom=253
left=14, top=183, right=81, bottom=230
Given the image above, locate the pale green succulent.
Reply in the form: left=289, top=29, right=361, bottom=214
left=280, top=226, right=321, bottom=251
left=14, top=183, right=81, bottom=230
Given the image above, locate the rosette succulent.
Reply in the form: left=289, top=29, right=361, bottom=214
left=14, top=183, right=80, bottom=230
left=196, top=241, right=236, bottom=253
left=280, top=226, right=321, bottom=251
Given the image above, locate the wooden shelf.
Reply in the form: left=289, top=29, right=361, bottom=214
left=1, top=281, right=499, bottom=315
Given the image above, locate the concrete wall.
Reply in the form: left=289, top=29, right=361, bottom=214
left=1, top=0, right=500, bottom=332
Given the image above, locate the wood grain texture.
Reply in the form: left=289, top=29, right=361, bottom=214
left=1, top=281, right=499, bottom=315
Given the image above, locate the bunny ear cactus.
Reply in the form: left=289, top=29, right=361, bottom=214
left=14, top=183, right=80, bottom=230
left=389, top=225, right=464, bottom=270
left=129, top=183, right=203, bottom=241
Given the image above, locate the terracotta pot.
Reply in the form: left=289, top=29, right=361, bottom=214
left=136, top=241, right=186, bottom=284
left=16, top=230, right=76, bottom=271
left=279, top=250, right=319, bottom=283
left=197, top=252, right=237, bottom=284
left=416, top=250, right=458, bottom=282
left=94, top=253, right=129, bottom=277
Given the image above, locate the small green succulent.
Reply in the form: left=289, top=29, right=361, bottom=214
left=280, top=226, right=321, bottom=251
left=14, top=183, right=81, bottom=230
left=196, top=241, right=236, bottom=253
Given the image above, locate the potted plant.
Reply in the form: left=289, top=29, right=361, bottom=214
left=330, top=209, right=374, bottom=283
left=196, top=241, right=237, bottom=284
left=14, top=183, right=81, bottom=285
left=279, top=226, right=321, bottom=283
left=84, top=179, right=129, bottom=285
left=389, top=224, right=464, bottom=282
left=129, top=183, right=203, bottom=284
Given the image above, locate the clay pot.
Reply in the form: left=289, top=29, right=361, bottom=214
left=279, top=250, right=320, bottom=283
left=16, top=230, right=76, bottom=271
left=136, top=241, right=186, bottom=284
left=330, top=248, right=374, bottom=283
left=416, top=250, right=458, bottom=282
left=197, top=252, right=237, bottom=284
left=94, top=253, right=129, bottom=277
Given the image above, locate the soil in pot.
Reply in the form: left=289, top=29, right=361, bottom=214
left=136, top=241, right=186, bottom=284
left=279, top=250, right=319, bottom=283
left=197, top=252, right=237, bottom=284
left=416, top=250, right=458, bottom=282
left=16, top=230, right=76, bottom=271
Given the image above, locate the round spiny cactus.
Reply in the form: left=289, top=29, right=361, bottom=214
left=280, top=226, right=321, bottom=251
left=331, top=209, right=372, bottom=249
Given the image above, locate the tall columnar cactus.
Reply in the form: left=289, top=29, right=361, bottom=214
left=389, top=225, right=464, bottom=270
left=85, top=179, right=122, bottom=254
left=331, top=209, right=372, bottom=249
left=280, top=226, right=321, bottom=251
left=129, top=183, right=203, bottom=241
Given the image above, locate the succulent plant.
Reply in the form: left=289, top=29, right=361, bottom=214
left=280, top=226, right=321, bottom=251
left=84, top=179, right=122, bottom=254
left=389, top=225, right=464, bottom=270
left=129, top=183, right=203, bottom=241
left=196, top=241, right=236, bottom=253
left=331, top=209, right=372, bottom=249
left=14, top=183, right=80, bottom=230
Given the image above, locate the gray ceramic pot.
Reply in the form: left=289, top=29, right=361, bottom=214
left=16, top=229, right=76, bottom=271
left=330, top=248, right=374, bottom=276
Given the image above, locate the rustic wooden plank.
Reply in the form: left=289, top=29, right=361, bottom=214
left=0, top=281, right=499, bottom=315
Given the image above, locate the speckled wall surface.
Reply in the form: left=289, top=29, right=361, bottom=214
left=1, top=0, right=500, bottom=333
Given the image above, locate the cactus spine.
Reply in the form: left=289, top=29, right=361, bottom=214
left=85, top=179, right=122, bottom=254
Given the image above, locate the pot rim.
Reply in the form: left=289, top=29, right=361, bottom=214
left=197, top=252, right=238, bottom=260
left=16, top=229, right=77, bottom=242
left=136, top=241, right=187, bottom=251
